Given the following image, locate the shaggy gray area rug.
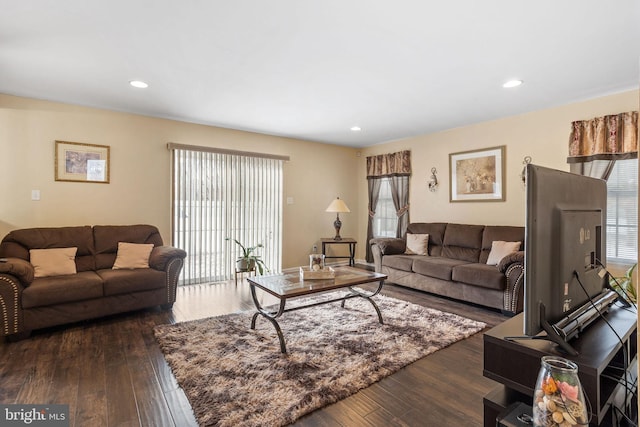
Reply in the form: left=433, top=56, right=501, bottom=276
left=153, top=293, right=486, bottom=427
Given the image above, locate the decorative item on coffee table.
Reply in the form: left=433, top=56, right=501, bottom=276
left=301, top=254, right=335, bottom=279
left=309, top=253, right=325, bottom=270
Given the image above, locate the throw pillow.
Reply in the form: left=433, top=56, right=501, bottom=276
left=405, top=233, right=429, bottom=255
left=112, top=242, right=154, bottom=270
left=486, top=241, right=521, bottom=265
left=30, top=247, right=78, bottom=278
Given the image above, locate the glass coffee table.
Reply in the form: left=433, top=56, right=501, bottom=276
left=247, top=266, right=387, bottom=353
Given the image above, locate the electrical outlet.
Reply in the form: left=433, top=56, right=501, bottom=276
left=312, top=245, right=317, bottom=253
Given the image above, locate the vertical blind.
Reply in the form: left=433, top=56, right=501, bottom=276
left=169, top=144, right=286, bottom=285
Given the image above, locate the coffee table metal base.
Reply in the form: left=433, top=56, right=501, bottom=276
left=249, top=282, right=384, bottom=354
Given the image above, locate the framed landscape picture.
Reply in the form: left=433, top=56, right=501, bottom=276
left=55, top=140, right=110, bottom=183
left=449, top=146, right=505, bottom=202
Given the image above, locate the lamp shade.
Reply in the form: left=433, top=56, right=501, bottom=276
left=325, top=198, right=350, bottom=213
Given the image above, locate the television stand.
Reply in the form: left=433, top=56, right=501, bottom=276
left=510, top=303, right=580, bottom=355
left=483, top=305, right=637, bottom=426
left=506, top=290, right=620, bottom=356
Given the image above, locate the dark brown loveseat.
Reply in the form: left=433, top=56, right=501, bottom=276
left=0, top=224, right=186, bottom=339
left=370, top=223, right=525, bottom=315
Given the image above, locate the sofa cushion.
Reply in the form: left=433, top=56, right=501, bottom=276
left=22, top=271, right=104, bottom=309
left=30, top=247, right=77, bottom=278
left=452, top=263, right=505, bottom=290
left=93, top=225, right=163, bottom=269
left=97, top=268, right=167, bottom=296
left=381, top=254, right=416, bottom=272
left=486, top=241, right=521, bottom=266
left=441, top=224, right=484, bottom=262
left=412, top=256, right=471, bottom=281
left=407, top=223, right=447, bottom=256
left=112, top=242, right=154, bottom=269
left=0, top=226, right=96, bottom=272
left=480, top=225, right=525, bottom=264
left=405, top=234, right=429, bottom=255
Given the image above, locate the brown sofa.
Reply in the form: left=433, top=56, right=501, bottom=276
left=370, top=223, right=525, bottom=315
left=0, top=224, right=186, bottom=339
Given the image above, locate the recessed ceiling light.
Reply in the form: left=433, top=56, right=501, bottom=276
left=350, top=126, right=362, bottom=132
left=503, top=79, right=523, bottom=88
left=129, top=80, right=149, bottom=88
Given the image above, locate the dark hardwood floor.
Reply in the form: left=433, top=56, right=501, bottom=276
left=0, top=276, right=507, bottom=426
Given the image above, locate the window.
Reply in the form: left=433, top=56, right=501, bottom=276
left=372, top=178, right=397, bottom=238
left=171, top=145, right=285, bottom=285
left=606, top=159, right=638, bottom=264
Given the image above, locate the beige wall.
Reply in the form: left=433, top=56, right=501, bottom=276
left=0, top=94, right=359, bottom=269
left=357, top=89, right=639, bottom=260
left=1, top=90, right=637, bottom=267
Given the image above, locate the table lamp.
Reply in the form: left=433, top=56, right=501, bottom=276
left=325, top=197, right=350, bottom=240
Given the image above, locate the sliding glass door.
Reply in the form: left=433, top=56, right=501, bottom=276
left=170, top=144, right=285, bottom=285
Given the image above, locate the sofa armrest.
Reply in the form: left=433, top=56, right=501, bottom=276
left=149, top=246, right=187, bottom=307
left=0, top=258, right=35, bottom=286
left=497, top=251, right=524, bottom=273
left=369, top=238, right=405, bottom=273
left=0, top=272, right=26, bottom=336
left=499, top=251, right=525, bottom=315
left=369, top=238, right=406, bottom=255
left=149, top=246, right=187, bottom=271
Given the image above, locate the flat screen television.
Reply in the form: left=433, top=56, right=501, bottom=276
left=523, top=164, right=618, bottom=355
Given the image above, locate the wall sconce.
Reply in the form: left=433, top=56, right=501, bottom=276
left=428, top=167, right=438, bottom=192
left=521, top=156, right=532, bottom=185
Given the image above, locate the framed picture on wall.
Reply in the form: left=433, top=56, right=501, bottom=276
left=449, top=145, right=505, bottom=202
left=55, top=140, right=110, bottom=183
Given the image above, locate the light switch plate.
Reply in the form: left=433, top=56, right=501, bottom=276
left=31, top=190, right=41, bottom=201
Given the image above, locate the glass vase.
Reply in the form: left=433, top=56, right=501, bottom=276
left=309, top=254, right=325, bottom=271
left=532, top=356, right=589, bottom=427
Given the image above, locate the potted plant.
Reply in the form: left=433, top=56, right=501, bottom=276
left=609, top=263, right=637, bottom=304
left=226, top=238, right=268, bottom=275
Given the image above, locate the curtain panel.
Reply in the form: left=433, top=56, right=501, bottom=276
left=390, top=175, right=410, bottom=238
left=365, top=179, right=383, bottom=263
left=567, top=111, right=638, bottom=164
left=365, top=151, right=411, bottom=262
left=366, top=150, right=412, bottom=177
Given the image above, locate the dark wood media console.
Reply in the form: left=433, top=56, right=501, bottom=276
left=483, top=306, right=637, bottom=426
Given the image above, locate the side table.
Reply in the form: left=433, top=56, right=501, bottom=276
left=321, top=238, right=356, bottom=266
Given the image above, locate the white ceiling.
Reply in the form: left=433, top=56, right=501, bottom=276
left=1, top=1, right=639, bottom=147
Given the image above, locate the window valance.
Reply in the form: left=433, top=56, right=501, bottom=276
left=366, top=150, right=411, bottom=178
left=567, top=111, right=638, bottom=163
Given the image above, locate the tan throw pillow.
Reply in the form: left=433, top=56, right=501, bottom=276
left=486, top=241, right=521, bottom=265
left=30, top=247, right=78, bottom=278
left=405, top=233, right=429, bottom=255
left=112, top=242, right=154, bottom=270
